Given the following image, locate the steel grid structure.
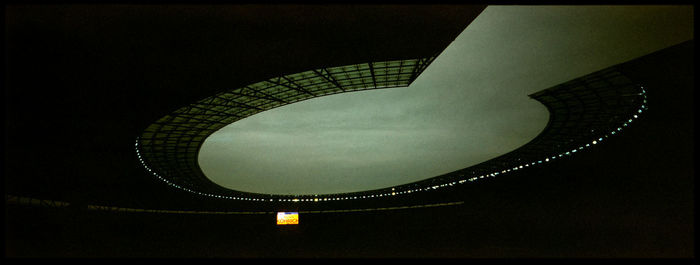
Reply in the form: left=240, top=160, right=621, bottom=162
left=401, top=67, right=647, bottom=190
left=137, top=57, right=437, bottom=199
left=136, top=60, right=647, bottom=203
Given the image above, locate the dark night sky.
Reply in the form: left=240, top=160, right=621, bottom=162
left=199, top=6, right=693, bottom=195
left=4, top=4, right=694, bottom=258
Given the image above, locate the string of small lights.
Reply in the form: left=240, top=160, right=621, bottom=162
left=135, top=84, right=648, bottom=203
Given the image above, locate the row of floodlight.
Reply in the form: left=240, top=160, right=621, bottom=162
left=135, top=85, right=647, bottom=203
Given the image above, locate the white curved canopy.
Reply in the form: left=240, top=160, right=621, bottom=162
left=199, top=6, right=693, bottom=195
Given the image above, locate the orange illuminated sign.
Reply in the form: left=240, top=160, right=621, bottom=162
left=276, top=212, right=299, bottom=225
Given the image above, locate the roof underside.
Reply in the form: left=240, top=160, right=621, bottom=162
left=138, top=58, right=437, bottom=196
left=4, top=5, right=486, bottom=205
left=137, top=58, right=646, bottom=202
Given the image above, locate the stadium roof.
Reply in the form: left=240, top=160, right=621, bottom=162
left=5, top=5, right=693, bottom=258
left=5, top=4, right=486, bottom=208
left=5, top=5, right=693, bottom=212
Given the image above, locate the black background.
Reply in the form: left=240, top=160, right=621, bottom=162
left=4, top=4, right=694, bottom=259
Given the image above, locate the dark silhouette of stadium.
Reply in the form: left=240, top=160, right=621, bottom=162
left=5, top=5, right=693, bottom=258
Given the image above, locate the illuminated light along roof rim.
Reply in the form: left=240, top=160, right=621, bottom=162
left=135, top=63, right=648, bottom=203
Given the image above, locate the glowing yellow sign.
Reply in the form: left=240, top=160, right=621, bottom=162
left=276, top=212, right=299, bottom=225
